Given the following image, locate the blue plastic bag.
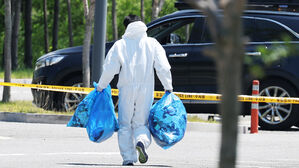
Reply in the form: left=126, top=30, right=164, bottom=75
left=67, top=83, right=98, bottom=128
left=149, top=92, right=187, bottom=149
left=86, top=84, right=119, bottom=143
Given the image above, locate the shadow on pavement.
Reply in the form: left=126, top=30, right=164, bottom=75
left=259, top=127, right=299, bottom=132
left=59, top=162, right=172, bottom=167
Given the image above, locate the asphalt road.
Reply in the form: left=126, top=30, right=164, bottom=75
left=1, top=121, right=299, bottom=168
left=1, top=79, right=299, bottom=167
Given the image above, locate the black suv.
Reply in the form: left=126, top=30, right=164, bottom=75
left=32, top=9, right=299, bottom=130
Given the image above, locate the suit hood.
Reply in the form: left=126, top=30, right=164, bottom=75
left=122, top=21, right=148, bottom=40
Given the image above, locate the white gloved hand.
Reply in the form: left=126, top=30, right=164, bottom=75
left=97, top=85, right=103, bottom=92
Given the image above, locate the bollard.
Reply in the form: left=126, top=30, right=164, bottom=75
left=251, top=80, right=259, bottom=134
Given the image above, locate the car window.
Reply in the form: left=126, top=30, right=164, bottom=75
left=147, top=18, right=197, bottom=45
left=254, top=18, right=297, bottom=42
left=243, top=18, right=257, bottom=42
left=201, top=18, right=257, bottom=43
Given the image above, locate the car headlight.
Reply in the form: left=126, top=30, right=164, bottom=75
left=35, top=55, right=65, bottom=70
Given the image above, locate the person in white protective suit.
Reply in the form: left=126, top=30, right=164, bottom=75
left=97, top=14, right=173, bottom=166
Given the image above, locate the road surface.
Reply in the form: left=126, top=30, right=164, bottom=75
left=1, top=121, right=299, bottom=168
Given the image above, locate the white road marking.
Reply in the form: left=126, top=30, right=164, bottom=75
left=238, top=160, right=299, bottom=164
left=0, top=154, right=25, bottom=156
left=0, top=136, right=12, bottom=140
left=0, top=152, right=118, bottom=156
left=42, top=152, right=119, bottom=155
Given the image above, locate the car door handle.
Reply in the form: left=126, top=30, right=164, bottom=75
left=169, top=53, right=188, bottom=58
left=245, top=52, right=261, bottom=56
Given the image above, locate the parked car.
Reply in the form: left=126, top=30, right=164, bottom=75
left=32, top=8, right=299, bottom=130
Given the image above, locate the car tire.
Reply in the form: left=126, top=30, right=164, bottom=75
left=57, top=76, right=119, bottom=112
left=32, top=87, right=55, bottom=110
left=258, top=79, right=299, bottom=130
left=56, top=76, right=83, bottom=111
left=294, top=121, right=299, bottom=128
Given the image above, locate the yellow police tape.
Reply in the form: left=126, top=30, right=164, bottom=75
left=1, top=82, right=299, bottom=104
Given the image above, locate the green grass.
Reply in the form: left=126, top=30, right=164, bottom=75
left=0, top=101, right=219, bottom=123
left=187, top=115, right=219, bottom=123
left=0, top=68, right=33, bottom=79
left=0, top=101, right=73, bottom=115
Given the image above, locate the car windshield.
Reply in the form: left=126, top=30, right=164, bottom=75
left=201, top=16, right=299, bottom=43
left=147, top=18, right=196, bottom=45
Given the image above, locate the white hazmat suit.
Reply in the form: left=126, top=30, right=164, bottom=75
left=98, top=21, right=173, bottom=163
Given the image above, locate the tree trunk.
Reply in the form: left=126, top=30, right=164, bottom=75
left=151, top=0, right=165, bottom=21
left=66, top=0, right=73, bottom=47
left=82, top=0, right=95, bottom=88
left=2, top=43, right=4, bottom=68
left=3, top=0, right=12, bottom=102
left=218, top=3, right=245, bottom=168
left=43, top=0, right=49, bottom=53
left=184, top=0, right=246, bottom=168
left=185, top=24, right=190, bottom=43
left=52, top=0, right=59, bottom=51
left=24, top=0, right=32, bottom=68
left=11, top=0, right=21, bottom=70
left=217, top=46, right=243, bottom=168
left=112, top=0, right=118, bottom=41
left=141, top=0, right=145, bottom=22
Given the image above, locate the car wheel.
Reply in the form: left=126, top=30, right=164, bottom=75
left=64, top=83, right=84, bottom=111
left=57, top=77, right=83, bottom=111
left=295, top=121, right=299, bottom=128
left=58, top=77, right=119, bottom=112
left=32, top=81, right=55, bottom=110
left=258, top=79, right=299, bottom=130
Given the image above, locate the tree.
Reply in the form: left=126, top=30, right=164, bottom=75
left=82, top=0, right=95, bottom=88
left=1, top=0, right=177, bottom=68
left=112, top=0, right=118, bottom=41
left=24, top=0, right=32, bottom=68
left=66, top=0, right=73, bottom=47
left=141, top=0, right=145, bottom=22
left=2, top=0, right=12, bottom=102
left=52, top=0, right=59, bottom=51
left=11, top=0, right=21, bottom=70
left=185, top=0, right=246, bottom=168
left=151, top=0, right=165, bottom=20
left=43, top=0, right=49, bottom=53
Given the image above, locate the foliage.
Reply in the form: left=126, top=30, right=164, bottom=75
left=0, top=0, right=4, bottom=66
left=245, top=36, right=296, bottom=79
left=0, top=0, right=177, bottom=69
left=106, top=0, right=177, bottom=41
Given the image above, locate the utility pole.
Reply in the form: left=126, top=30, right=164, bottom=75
left=91, top=0, right=107, bottom=83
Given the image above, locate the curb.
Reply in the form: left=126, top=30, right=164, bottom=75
left=0, top=112, right=71, bottom=124
left=0, top=112, right=250, bottom=133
